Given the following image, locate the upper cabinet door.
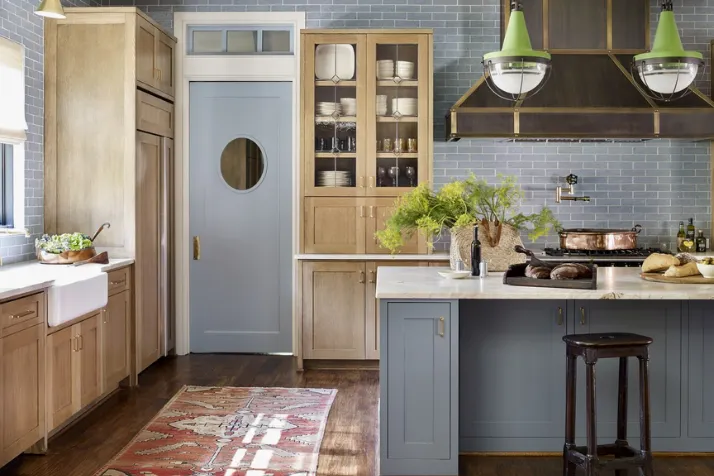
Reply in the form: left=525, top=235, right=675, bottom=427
left=136, top=16, right=158, bottom=91
left=155, top=32, right=175, bottom=98
left=366, top=33, right=430, bottom=197
left=303, top=34, right=367, bottom=197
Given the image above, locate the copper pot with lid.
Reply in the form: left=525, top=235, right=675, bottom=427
left=558, top=224, right=642, bottom=251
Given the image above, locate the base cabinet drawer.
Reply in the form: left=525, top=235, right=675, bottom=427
left=0, top=324, right=44, bottom=465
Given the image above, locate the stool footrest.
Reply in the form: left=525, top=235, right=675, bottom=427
left=566, top=444, right=646, bottom=471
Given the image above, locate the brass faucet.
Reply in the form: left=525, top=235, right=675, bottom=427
left=556, top=174, right=590, bottom=203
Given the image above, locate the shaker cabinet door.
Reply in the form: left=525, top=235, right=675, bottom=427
left=304, top=197, right=366, bottom=254
left=47, top=326, right=76, bottom=431
left=688, top=301, right=714, bottom=437
left=103, top=291, right=131, bottom=391
left=79, top=314, right=103, bottom=407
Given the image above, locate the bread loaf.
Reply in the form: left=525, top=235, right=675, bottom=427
left=675, top=252, right=697, bottom=265
left=549, top=263, right=592, bottom=280
left=642, top=253, right=680, bottom=273
left=525, top=264, right=551, bottom=279
left=663, top=261, right=700, bottom=278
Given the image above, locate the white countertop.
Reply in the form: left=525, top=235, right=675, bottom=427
left=0, top=258, right=134, bottom=301
left=295, top=253, right=449, bottom=261
left=375, top=266, right=714, bottom=300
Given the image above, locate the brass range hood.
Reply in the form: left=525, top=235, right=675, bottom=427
left=446, top=0, right=714, bottom=141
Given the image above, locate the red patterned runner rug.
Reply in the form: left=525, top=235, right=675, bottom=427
left=96, top=386, right=337, bottom=476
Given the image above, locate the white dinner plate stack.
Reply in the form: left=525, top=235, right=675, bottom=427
left=318, top=170, right=351, bottom=187
left=377, top=60, right=394, bottom=79
left=339, top=98, right=357, bottom=116
left=396, top=61, right=415, bottom=79
left=376, top=95, right=388, bottom=116
left=391, top=97, right=418, bottom=116
left=317, top=102, right=342, bottom=116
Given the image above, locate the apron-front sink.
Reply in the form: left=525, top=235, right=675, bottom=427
left=48, top=271, right=108, bottom=327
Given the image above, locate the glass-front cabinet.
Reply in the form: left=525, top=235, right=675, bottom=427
left=302, top=30, right=432, bottom=198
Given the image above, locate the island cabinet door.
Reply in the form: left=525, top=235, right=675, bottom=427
left=573, top=301, right=681, bottom=439
left=381, top=300, right=458, bottom=475
left=458, top=300, right=567, bottom=444
left=687, top=301, right=714, bottom=437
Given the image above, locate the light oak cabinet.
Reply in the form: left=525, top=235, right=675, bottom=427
left=0, top=323, right=44, bottom=466
left=46, top=313, right=102, bottom=432
left=102, top=291, right=131, bottom=392
left=136, top=14, right=175, bottom=99
left=365, top=198, right=422, bottom=254
left=301, top=261, right=427, bottom=360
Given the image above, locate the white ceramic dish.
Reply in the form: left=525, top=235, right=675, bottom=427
left=315, top=44, right=356, bottom=80
left=696, top=262, right=714, bottom=278
left=438, top=270, right=471, bottom=280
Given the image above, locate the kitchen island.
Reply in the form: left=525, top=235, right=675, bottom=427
left=376, top=267, right=714, bottom=476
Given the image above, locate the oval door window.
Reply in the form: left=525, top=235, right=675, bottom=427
left=220, top=138, right=265, bottom=191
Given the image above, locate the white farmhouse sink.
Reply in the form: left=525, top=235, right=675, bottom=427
left=48, top=271, right=108, bottom=327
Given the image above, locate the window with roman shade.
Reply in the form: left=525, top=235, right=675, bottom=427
left=0, top=37, right=28, bottom=144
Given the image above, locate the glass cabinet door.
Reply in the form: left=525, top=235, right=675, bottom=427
left=366, top=34, right=429, bottom=195
left=304, top=34, right=367, bottom=196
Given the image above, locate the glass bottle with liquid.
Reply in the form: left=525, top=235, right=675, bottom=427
left=687, top=218, right=696, bottom=240
left=471, top=225, right=481, bottom=277
left=677, top=221, right=686, bottom=252
left=696, top=230, right=707, bottom=252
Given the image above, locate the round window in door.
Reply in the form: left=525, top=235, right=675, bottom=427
left=220, top=138, right=265, bottom=191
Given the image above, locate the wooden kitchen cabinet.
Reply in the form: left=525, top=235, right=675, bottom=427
left=0, top=324, right=44, bottom=466
left=136, top=14, right=175, bottom=99
left=688, top=301, right=714, bottom=437
left=102, top=291, right=131, bottom=392
left=302, top=262, right=366, bottom=359
left=304, top=197, right=366, bottom=254
left=365, top=198, right=423, bottom=254
left=79, top=315, right=102, bottom=407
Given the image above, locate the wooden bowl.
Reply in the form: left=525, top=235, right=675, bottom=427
left=37, top=247, right=96, bottom=264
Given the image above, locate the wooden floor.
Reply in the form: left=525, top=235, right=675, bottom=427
left=1, top=354, right=713, bottom=476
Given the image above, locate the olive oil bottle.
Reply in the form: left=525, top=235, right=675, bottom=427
left=696, top=230, right=707, bottom=252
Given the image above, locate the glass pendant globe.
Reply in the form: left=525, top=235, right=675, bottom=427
left=636, top=61, right=698, bottom=94
left=486, top=60, right=548, bottom=95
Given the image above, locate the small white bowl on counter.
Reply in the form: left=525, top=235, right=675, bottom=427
left=438, top=270, right=471, bottom=280
left=696, top=261, right=714, bottom=278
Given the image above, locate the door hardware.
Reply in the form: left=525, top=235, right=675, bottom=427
left=580, top=307, right=586, bottom=326
left=358, top=271, right=365, bottom=284
left=368, top=270, right=375, bottom=283
left=557, top=307, right=563, bottom=326
left=438, top=317, right=445, bottom=337
left=193, top=236, right=201, bottom=260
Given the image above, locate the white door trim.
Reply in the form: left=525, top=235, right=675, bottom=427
left=174, top=12, right=305, bottom=355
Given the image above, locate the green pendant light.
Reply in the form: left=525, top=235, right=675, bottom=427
left=632, top=1, right=703, bottom=102
left=483, top=1, right=551, bottom=101
left=35, top=0, right=65, bottom=19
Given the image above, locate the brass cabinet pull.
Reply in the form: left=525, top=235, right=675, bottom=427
left=358, top=271, right=365, bottom=284
left=10, top=309, right=34, bottom=320
left=102, top=308, right=107, bottom=324
left=438, top=316, right=445, bottom=337
left=557, top=307, right=564, bottom=326
left=158, top=69, right=162, bottom=81
left=580, top=307, right=586, bottom=326
left=368, top=270, right=375, bottom=283
left=369, top=176, right=375, bottom=188
left=369, top=206, right=374, bottom=219
left=360, top=206, right=365, bottom=218
left=110, top=280, right=125, bottom=286
left=79, top=334, right=84, bottom=350
left=73, top=336, right=78, bottom=352
left=193, top=236, right=201, bottom=260
left=359, top=176, right=365, bottom=188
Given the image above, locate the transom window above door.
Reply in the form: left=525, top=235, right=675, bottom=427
left=187, top=25, right=294, bottom=55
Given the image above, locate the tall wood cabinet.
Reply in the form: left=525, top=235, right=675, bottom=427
left=44, top=8, right=175, bottom=377
left=299, top=30, right=435, bottom=363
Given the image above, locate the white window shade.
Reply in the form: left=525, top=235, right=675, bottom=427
left=0, top=37, right=28, bottom=144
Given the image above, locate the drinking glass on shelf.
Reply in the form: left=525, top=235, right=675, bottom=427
left=382, top=138, right=393, bottom=152
left=407, top=138, right=418, bottom=153
left=376, top=139, right=383, bottom=152
left=377, top=167, right=387, bottom=187
left=405, top=166, right=416, bottom=186
left=388, top=166, right=400, bottom=187
left=394, top=138, right=405, bottom=153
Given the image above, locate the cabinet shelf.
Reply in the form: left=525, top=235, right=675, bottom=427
left=376, top=152, right=419, bottom=159
left=315, top=116, right=358, bottom=123
left=377, top=116, right=418, bottom=123
left=315, top=80, right=358, bottom=87
left=315, top=152, right=357, bottom=158
left=377, top=80, right=419, bottom=87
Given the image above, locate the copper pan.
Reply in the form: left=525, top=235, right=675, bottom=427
left=559, top=224, right=642, bottom=250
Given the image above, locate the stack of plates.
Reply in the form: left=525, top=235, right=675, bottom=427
left=318, top=170, right=351, bottom=187
left=376, top=95, right=388, bottom=116
left=396, top=61, right=415, bottom=79
left=317, top=102, right=342, bottom=116
left=377, top=60, right=394, bottom=79
left=392, top=97, right=418, bottom=116
left=339, top=98, right=356, bottom=116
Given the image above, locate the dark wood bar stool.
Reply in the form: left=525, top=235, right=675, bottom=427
left=562, top=332, right=654, bottom=476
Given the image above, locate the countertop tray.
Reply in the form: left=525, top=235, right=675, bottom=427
left=640, top=272, right=714, bottom=284
left=503, top=262, right=598, bottom=290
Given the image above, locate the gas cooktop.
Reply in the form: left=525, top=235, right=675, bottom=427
left=543, top=247, right=663, bottom=258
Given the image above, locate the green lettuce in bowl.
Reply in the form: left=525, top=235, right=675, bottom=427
left=35, top=233, right=93, bottom=254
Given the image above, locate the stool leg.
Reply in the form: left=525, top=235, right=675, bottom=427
left=585, top=360, right=598, bottom=476
left=563, top=355, right=577, bottom=476
left=639, top=355, right=654, bottom=476
left=615, top=357, right=629, bottom=476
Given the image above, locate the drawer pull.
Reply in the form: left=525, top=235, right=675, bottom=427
left=557, top=307, right=563, bottom=326
left=79, top=334, right=84, bottom=350
left=10, top=309, right=34, bottom=320
left=110, top=280, right=126, bottom=286
left=358, top=271, right=365, bottom=284
left=73, top=336, right=78, bottom=352
left=438, top=317, right=445, bottom=337
left=368, top=270, right=375, bottom=284
left=580, top=307, right=586, bottom=326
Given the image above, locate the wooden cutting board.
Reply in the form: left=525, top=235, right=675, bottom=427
left=640, top=273, right=714, bottom=284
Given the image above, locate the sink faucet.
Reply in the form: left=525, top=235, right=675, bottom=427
left=556, top=174, right=591, bottom=203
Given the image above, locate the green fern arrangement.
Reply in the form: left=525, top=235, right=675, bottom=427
left=376, top=174, right=561, bottom=253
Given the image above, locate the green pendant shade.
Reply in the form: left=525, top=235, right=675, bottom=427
left=634, top=10, right=702, bottom=62
left=483, top=9, right=550, bottom=61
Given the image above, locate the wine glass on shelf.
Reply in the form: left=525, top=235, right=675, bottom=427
left=405, top=166, right=416, bottom=186
left=388, top=166, right=400, bottom=187
left=377, top=167, right=387, bottom=187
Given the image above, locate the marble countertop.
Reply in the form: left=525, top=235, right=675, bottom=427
left=376, top=266, right=714, bottom=300
left=0, top=258, right=134, bottom=301
left=295, top=253, right=450, bottom=261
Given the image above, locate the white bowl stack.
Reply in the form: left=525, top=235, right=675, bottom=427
left=317, top=102, right=342, bottom=116
left=339, top=98, right=356, bottom=116
left=391, top=97, right=418, bottom=116
left=376, top=95, right=388, bottom=116
left=377, top=60, right=394, bottom=79
left=318, top=170, right=351, bottom=187
left=396, top=61, right=415, bottom=79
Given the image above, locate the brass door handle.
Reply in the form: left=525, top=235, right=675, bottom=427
left=102, top=308, right=107, bottom=324
left=369, top=176, right=375, bottom=188
left=438, top=317, right=445, bottom=337
left=359, top=176, right=365, bottom=188
left=360, top=206, right=365, bottom=218
left=580, top=307, right=586, bottom=326
left=369, top=206, right=374, bottom=219
left=79, top=334, right=84, bottom=350
left=557, top=307, right=564, bottom=326
left=193, top=236, right=201, bottom=260
left=10, top=309, right=34, bottom=320
left=358, top=271, right=365, bottom=284
left=73, top=336, right=79, bottom=352
left=368, top=270, right=375, bottom=283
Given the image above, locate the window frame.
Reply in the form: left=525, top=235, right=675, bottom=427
left=186, top=24, right=295, bottom=56
left=0, top=144, right=13, bottom=228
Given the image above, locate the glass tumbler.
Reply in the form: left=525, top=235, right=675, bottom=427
left=382, top=138, right=393, bottom=152
left=394, top=138, right=405, bottom=153
left=407, top=138, right=418, bottom=153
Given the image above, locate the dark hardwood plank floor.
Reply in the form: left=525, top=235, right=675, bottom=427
left=0, top=354, right=712, bottom=476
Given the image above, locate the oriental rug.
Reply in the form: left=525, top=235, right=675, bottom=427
left=96, top=386, right=337, bottom=476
